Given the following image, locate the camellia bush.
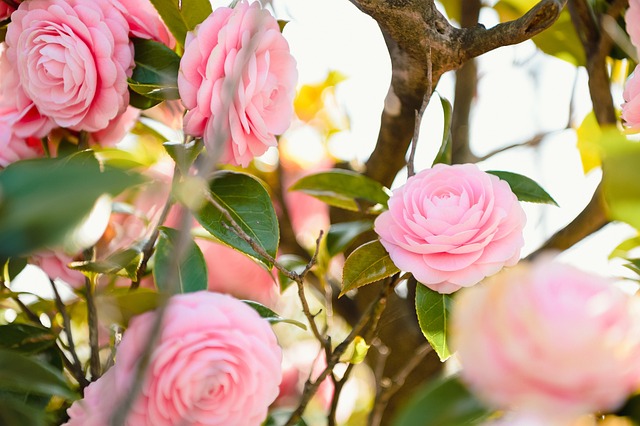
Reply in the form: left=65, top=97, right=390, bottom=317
left=3, top=0, right=640, bottom=425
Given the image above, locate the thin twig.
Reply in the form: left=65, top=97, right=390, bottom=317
left=369, top=343, right=433, bottom=426
left=328, top=363, right=355, bottom=426
left=407, top=46, right=432, bottom=177
left=130, top=163, right=179, bottom=290
left=284, top=278, right=396, bottom=426
left=49, top=279, right=89, bottom=388
left=84, top=275, right=101, bottom=380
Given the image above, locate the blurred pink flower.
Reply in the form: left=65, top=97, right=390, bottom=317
left=31, top=250, right=85, bottom=289
left=113, top=0, right=175, bottom=48
left=65, top=292, right=282, bottom=425
left=452, top=259, right=640, bottom=419
left=197, top=238, right=279, bottom=308
left=90, top=106, right=140, bottom=147
left=178, top=0, right=297, bottom=167
left=626, top=0, right=640, bottom=54
left=6, top=0, right=134, bottom=132
left=622, top=65, right=640, bottom=130
left=64, top=367, right=118, bottom=426
left=374, top=163, right=526, bottom=294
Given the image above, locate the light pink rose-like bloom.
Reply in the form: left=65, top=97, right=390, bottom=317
left=197, top=238, right=279, bottom=308
left=178, top=1, right=298, bottom=167
left=63, top=367, right=117, bottom=426
left=626, top=0, right=640, bottom=54
left=64, top=292, right=282, bottom=426
left=0, top=45, right=54, bottom=166
left=452, top=259, right=640, bottom=419
left=31, top=250, right=85, bottom=289
left=622, top=65, right=640, bottom=130
left=89, top=106, right=140, bottom=147
left=5, top=0, right=134, bottom=132
left=374, top=163, right=526, bottom=294
left=112, top=0, right=175, bottom=48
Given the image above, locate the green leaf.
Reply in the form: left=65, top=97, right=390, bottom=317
left=5, top=257, right=27, bottom=282
left=432, top=94, right=452, bottom=166
left=276, top=254, right=307, bottom=292
left=243, top=300, right=307, bottom=330
left=163, top=140, right=204, bottom=175
left=149, top=0, right=212, bottom=46
left=96, top=287, right=163, bottom=327
left=415, top=285, right=453, bottom=361
left=601, top=129, right=640, bottom=230
left=341, top=240, right=400, bottom=297
left=615, top=393, right=640, bottom=422
left=264, top=410, right=309, bottom=426
left=69, top=248, right=143, bottom=280
left=129, top=90, right=163, bottom=110
left=486, top=170, right=558, bottom=206
left=289, top=169, right=390, bottom=212
left=325, top=220, right=373, bottom=258
left=0, top=324, right=56, bottom=355
left=609, top=235, right=640, bottom=260
left=0, top=398, right=46, bottom=426
left=154, top=227, right=208, bottom=294
left=494, top=1, right=585, bottom=66
left=392, top=374, right=491, bottom=426
left=128, top=38, right=181, bottom=106
left=195, top=171, right=279, bottom=269
left=0, top=349, right=75, bottom=400
left=0, top=154, right=145, bottom=258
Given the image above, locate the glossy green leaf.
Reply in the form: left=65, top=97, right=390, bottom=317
left=0, top=398, right=46, bottom=426
left=290, top=169, right=390, bottom=212
left=276, top=254, right=307, bottom=292
left=0, top=154, right=144, bottom=257
left=149, top=0, right=212, bottom=46
left=70, top=248, right=143, bottom=280
left=432, top=94, right=452, bottom=166
left=154, top=227, right=208, bottom=294
left=341, top=240, right=400, bottom=297
left=415, top=285, right=453, bottom=361
left=163, top=140, right=204, bottom=174
left=5, top=257, right=27, bottom=282
left=326, top=220, right=373, bottom=258
left=96, top=287, right=163, bottom=327
left=128, top=38, right=181, bottom=106
left=486, top=170, right=558, bottom=206
left=393, top=374, right=491, bottom=426
left=195, top=171, right=279, bottom=269
left=243, top=300, right=307, bottom=330
left=0, top=324, right=56, bottom=355
left=0, top=349, right=75, bottom=400
left=129, top=90, right=163, bottom=110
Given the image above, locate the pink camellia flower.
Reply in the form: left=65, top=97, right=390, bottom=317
left=64, top=366, right=118, bottom=426
left=178, top=0, right=298, bottom=167
left=622, top=65, right=640, bottom=130
left=0, top=45, right=54, bottom=166
left=113, top=0, right=175, bottom=48
left=89, top=106, right=140, bottom=147
left=626, top=0, right=640, bottom=54
left=31, top=250, right=85, bottom=289
left=64, top=292, right=282, bottom=425
left=5, top=0, right=134, bottom=132
left=451, top=259, right=640, bottom=420
left=197, top=238, right=279, bottom=308
left=374, top=163, right=526, bottom=294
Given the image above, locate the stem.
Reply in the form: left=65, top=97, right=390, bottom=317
left=49, top=279, right=89, bottom=388
left=1, top=0, right=18, bottom=9
left=328, top=363, right=355, bottom=426
left=84, top=275, right=101, bottom=380
left=368, top=344, right=432, bottom=426
left=284, top=278, right=395, bottom=426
